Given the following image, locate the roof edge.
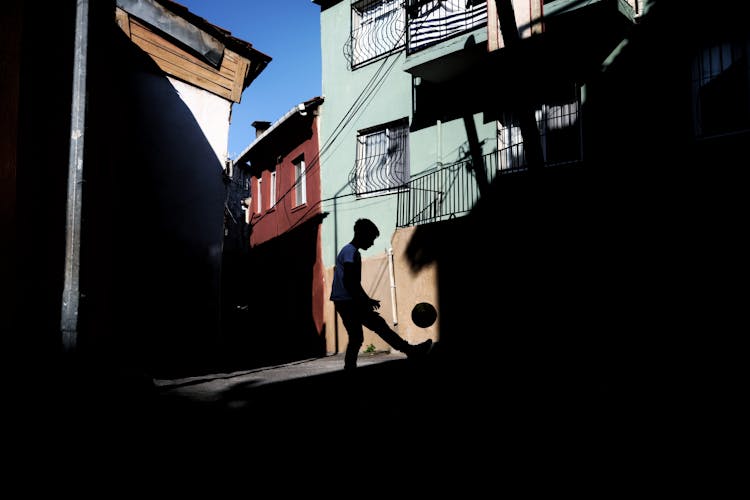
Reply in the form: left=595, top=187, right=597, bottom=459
left=234, top=96, right=325, bottom=164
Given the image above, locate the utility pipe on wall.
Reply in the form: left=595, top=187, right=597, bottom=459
left=436, top=119, right=442, bottom=168
left=60, top=0, right=90, bottom=353
left=387, top=247, right=398, bottom=326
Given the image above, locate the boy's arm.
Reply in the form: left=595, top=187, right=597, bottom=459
left=342, top=262, right=380, bottom=309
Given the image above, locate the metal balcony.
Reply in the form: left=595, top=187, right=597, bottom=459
left=406, top=0, right=487, bottom=55
left=396, top=151, right=500, bottom=227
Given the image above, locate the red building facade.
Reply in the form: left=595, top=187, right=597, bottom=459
left=230, top=97, right=327, bottom=365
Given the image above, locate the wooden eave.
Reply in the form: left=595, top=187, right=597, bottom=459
left=115, top=0, right=271, bottom=103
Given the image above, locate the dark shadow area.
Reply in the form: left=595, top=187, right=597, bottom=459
left=407, top=167, right=628, bottom=415
left=80, top=13, right=227, bottom=380
left=15, top=0, right=229, bottom=383
left=14, top=0, right=78, bottom=368
left=22, top=348, right=629, bottom=487
left=9, top=1, right=744, bottom=487
left=402, top=0, right=747, bottom=475
left=23, top=355, right=422, bottom=459
left=221, top=213, right=328, bottom=371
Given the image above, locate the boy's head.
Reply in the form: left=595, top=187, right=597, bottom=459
left=353, top=218, right=379, bottom=249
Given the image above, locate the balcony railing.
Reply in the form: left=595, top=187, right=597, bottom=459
left=396, top=144, right=588, bottom=227
left=406, top=0, right=487, bottom=54
left=396, top=151, right=502, bottom=227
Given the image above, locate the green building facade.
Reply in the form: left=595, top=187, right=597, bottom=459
left=315, top=0, right=496, bottom=267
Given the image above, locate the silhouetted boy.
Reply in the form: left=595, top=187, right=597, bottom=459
left=331, top=218, right=432, bottom=371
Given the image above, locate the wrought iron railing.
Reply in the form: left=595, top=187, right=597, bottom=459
left=346, top=0, right=406, bottom=69
left=396, top=151, right=503, bottom=227
left=395, top=143, right=585, bottom=227
left=406, top=0, right=487, bottom=54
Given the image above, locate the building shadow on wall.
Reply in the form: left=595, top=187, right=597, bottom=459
left=402, top=161, right=696, bottom=472
left=221, top=213, right=328, bottom=371
left=80, top=15, right=227, bottom=380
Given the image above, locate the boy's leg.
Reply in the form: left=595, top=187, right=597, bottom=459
left=344, top=326, right=364, bottom=371
left=337, top=303, right=364, bottom=370
left=361, top=310, right=411, bottom=353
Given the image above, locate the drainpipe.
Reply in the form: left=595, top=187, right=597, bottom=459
left=387, top=247, right=398, bottom=326
left=60, top=0, right=90, bottom=353
left=436, top=119, right=442, bottom=168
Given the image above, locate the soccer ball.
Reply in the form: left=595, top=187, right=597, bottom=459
left=411, top=302, right=437, bottom=328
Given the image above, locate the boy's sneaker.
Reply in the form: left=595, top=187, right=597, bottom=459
left=407, top=339, right=433, bottom=359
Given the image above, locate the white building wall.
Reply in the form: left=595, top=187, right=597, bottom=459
left=168, top=77, right=232, bottom=165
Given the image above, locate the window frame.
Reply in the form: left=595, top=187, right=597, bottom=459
left=355, top=118, right=410, bottom=198
left=350, top=0, right=405, bottom=68
left=691, top=36, right=750, bottom=139
left=294, top=157, right=307, bottom=207
left=269, top=169, right=277, bottom=209
left=255, top=176, right=263, bottom=213
left=497, top=86, right=583, bottom=172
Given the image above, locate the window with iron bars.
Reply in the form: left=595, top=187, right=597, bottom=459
left=350, top=0, right=405, bottom=68
left=497, top=87, right=582, bottom=172
left=355, top=119, right=410, bottom=197
left=691, top=36, right=750, bottom=139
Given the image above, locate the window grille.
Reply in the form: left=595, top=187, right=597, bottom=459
left=350, top=0, right=405, bottom=68
left=692, top=37, right=750, bottom=138
left=497, top=87, right=582, bottom=171
left=355, top=119, right=410, bottom=196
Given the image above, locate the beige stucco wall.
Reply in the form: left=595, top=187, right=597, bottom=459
left=323, top=226, right=438, bottom=355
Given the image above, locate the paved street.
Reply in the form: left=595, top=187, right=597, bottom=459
left=13, top=342, right=730, bottom=495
